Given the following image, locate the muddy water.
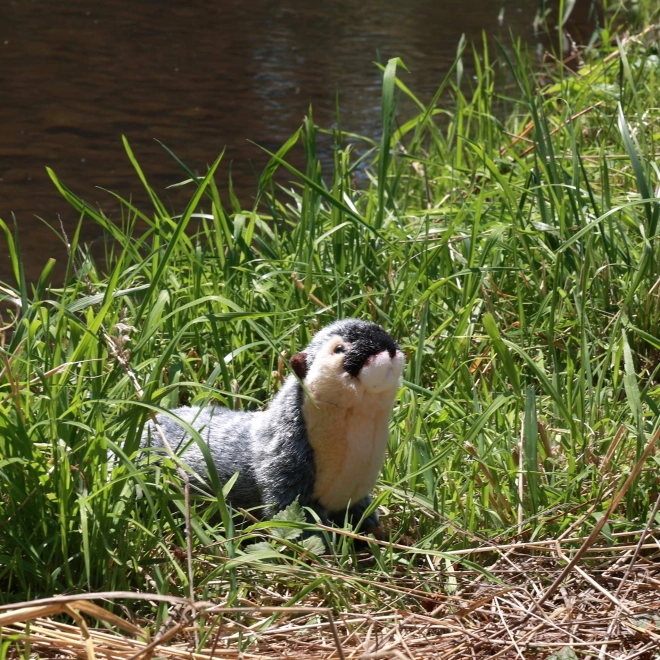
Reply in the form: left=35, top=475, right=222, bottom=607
left=0, top=0, right=594, bottom=283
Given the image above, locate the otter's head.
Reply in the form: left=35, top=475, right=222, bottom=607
left=289, top=320, right=405, bottom=405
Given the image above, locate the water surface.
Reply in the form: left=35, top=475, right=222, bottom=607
left=0, top=0, right=594, bottom=282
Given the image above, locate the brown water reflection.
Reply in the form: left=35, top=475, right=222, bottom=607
left=0, top=0, right=594, bottom=283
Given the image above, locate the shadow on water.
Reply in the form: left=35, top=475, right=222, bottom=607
left=0, top=0, right=595, bottom=283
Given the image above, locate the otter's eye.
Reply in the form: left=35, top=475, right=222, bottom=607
left=334, top=344, right=346, bottom=354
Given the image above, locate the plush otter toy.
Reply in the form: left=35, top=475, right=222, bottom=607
left=143, top=319, right=405, bottom=535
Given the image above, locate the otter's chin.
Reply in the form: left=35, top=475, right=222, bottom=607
left=358, top=350, right=405, bottom=394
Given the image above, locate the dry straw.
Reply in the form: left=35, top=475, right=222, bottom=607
left=2, top=525, right=659, bottom=660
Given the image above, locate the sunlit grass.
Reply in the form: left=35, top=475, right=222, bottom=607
left=1, top=1, right=659, bottom=617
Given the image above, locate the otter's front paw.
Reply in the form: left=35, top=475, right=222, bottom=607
left=361, top=523, right=385, bottom=541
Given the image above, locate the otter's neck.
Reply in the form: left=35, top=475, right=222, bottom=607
left=302, top=388, right=395, bottom=513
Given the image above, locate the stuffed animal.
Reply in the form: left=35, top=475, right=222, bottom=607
left=143, top=319, right=405, bottom=535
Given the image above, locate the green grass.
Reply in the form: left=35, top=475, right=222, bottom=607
left=1, top=0, right=659, bottom=618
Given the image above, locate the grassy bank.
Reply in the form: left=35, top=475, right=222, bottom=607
left=1, top=0, right=659, bottom=641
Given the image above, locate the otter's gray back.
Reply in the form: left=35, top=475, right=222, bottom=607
left=143, top=405, right=261, bottom=509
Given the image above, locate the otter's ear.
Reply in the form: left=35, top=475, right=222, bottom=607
left=290, top=352, right=308, bottom=380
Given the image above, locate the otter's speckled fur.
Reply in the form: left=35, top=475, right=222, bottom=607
left=143, top=319, right=405, bottom=532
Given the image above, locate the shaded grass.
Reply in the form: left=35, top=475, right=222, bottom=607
left=1, top=2, right=660, bottom=623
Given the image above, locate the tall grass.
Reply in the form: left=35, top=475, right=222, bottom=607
left=1, top=3, right=659, bottom=611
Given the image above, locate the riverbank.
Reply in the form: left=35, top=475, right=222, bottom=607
left=1, top=3, right=660, bottom=656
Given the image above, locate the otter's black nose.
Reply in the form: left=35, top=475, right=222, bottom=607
left=341, top=324, right=399, bottom=377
